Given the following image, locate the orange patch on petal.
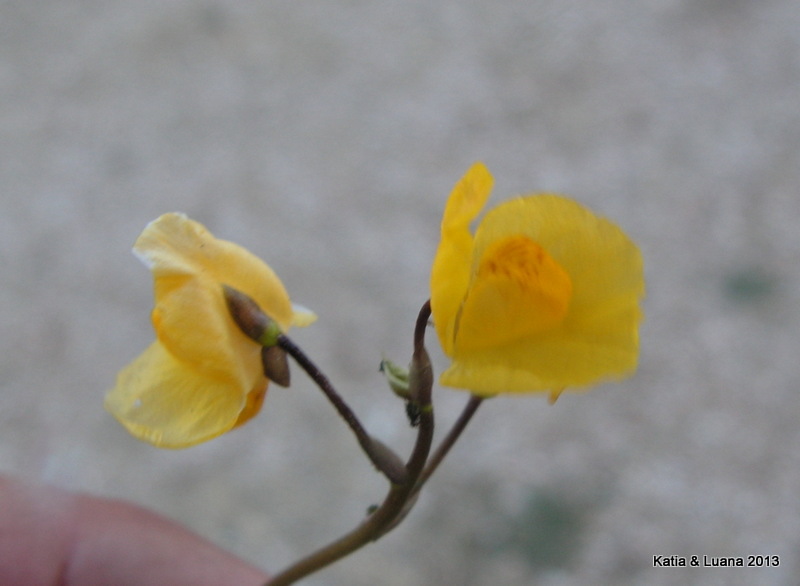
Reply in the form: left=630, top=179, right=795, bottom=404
left=455, top=235, right=572, bottom=351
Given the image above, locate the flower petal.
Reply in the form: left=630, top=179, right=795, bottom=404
left=105, top=342, right=264, bottom=448
left=232, top=384, right=268, bottom=429
left=440, top=193, right=644, bottom=395
left=133, top=213, right=295, bottom=388
left=135, top=213, right=295, bottom=328
left=430, top=163, right=494, bottom=354
left=455, top=235, right=573, bottom=351
left=149, top=273, right=262, bottom=388
left=440, top=299, right=641, bottom=394
left=473, top=196, right=643, bottom=315
left=290, top=303, right=318, bottom=328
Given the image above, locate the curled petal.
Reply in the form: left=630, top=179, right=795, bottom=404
left=134, top=213, right=295, bottom=328
left=430, top=163, right=494, bottom=355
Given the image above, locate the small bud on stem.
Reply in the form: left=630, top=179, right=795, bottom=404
left=379, top=358, right=411, bottom=400
left=262, top=345, right=291, bottom=387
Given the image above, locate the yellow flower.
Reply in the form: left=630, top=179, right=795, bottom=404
left=105, top=213, right=316, bottom=448
left=430, top=163, right=644, bottom=397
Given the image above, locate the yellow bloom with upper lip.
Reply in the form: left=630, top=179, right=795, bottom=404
left=105, top=213, right=315, bottom=448
left=430, top=163, right=644, bottom=397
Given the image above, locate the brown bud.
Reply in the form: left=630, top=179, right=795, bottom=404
left=262, top=345, right=291, bottom=387
left=223, top=284, right=282, bottom=346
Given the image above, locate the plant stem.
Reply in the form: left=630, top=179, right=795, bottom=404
left=277, top=334, right=407, bottom=485
left=409, top=300, right=482, bottom=492
left=413, top=300, right=431, bottom=354
left=405, top=300, right=435, bottom=481
left=264, top=482, right=415, bottom=586
left=415, top=394, right=483, bottom=490
left=266, top=301, right=436, bottom=585
left=266, top=386, right=434, bottom=586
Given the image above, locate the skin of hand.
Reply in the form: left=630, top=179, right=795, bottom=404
left=0, top=474, right=269, bottom=586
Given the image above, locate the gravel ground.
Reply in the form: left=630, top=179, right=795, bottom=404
left=2, top=1, right=799, bottom=585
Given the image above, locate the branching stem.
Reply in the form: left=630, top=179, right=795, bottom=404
left=277, top=335, right=407, bottom=485
left=266, top=300, right=480, bottom=585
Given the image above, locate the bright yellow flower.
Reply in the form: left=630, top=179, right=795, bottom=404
left=105, top=213, right=316, bottom=448
left=430, top=163, right=644, bottom=397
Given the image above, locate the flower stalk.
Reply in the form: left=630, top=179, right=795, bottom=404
left=276, top=334, right=408, bottom=486
left=265, top=301, right=440, bottom=585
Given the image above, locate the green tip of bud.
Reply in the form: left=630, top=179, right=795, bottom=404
left=223, top=284, right=282, bottom=346
left=258, top=319, right=283, bottom=347
left=379, top=358, right=411, bottom=400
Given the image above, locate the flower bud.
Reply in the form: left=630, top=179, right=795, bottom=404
left=223, top=284, right=282, bottom=346
left=379, top=358, right=411, bottom=400
left=262, top=345, right=291, bottom=387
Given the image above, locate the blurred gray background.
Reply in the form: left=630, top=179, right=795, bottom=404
left=2, top=1, right=799, bottom=584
